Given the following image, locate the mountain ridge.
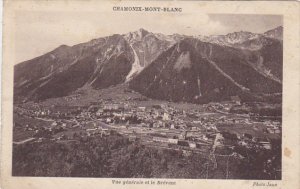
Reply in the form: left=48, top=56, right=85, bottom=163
left=129, top=37, right=282, bottom=103
left=14, top=26, right=283, bottom=103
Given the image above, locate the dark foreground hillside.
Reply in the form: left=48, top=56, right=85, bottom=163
left=13, top=134, right=281, bottom=179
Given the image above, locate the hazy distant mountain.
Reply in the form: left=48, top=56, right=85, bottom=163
left=199, top=31, right=260, bottom=47
left=14, top=26, right=283, bottom=103
left=264, top=26, right=283, bottom=40
left=199, top=26, right=283, bottom=50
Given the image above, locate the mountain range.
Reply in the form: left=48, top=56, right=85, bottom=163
left=14, top=26, right=283, bottom=103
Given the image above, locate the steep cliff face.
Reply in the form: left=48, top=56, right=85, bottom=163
left=124, top=28, right=176, bottom=81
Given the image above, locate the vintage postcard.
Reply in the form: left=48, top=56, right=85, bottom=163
left=1, top=1, right=299, bottom=189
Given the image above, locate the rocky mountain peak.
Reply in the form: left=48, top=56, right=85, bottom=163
left=124, top=28, right=150, bottom=43
left=138, top=28, right=149, bottom=36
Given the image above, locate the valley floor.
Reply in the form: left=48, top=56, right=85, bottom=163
left=12, top=85, right=282, bottom=179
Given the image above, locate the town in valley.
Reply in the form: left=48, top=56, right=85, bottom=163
left=12, top=23, right=283, bottom=179
left=13, top=84, right=282, bottom=179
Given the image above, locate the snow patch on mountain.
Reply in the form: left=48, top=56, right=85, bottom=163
left=174, top=51, right=192, bottom=71
left=126, top=45, right=144, bottom=82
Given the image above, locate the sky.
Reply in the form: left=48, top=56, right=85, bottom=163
left=15, top=11, right=282, bottom=64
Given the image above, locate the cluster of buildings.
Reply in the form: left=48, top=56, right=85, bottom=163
left=14, top=97, right=281, bottom=157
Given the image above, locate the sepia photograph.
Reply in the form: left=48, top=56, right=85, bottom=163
left=1, top=1, right=300, bottom=189
left=11, top=10, right=283, bottom=180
